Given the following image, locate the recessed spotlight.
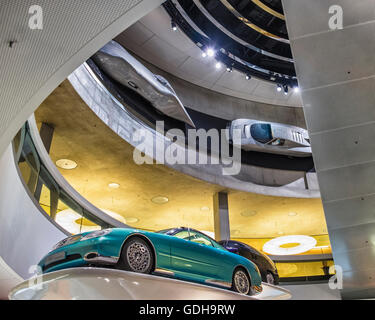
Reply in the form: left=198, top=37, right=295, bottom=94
left=128, top=81, right=138, bottom=89
left=124, top=217, right=139, bottom=224
left=283, top=85, right=289, bottom=95
left=226, top=66, right=233, bottom=72
left=245, top=74, right=251, bottom=80
left=288, top=212, right=298, bottom=217
left=294, top=86, right=300, bottom=93
left=151, top=196, right=169, bottom=204
left=277, top=84, right=282, bottom=92
left=206, top=48, right=215, bottom=57
left=200, top=206, right=210, bottom=212
left=171, top=21, right=177, bottom=31
left=108, top=183, right=120, bottom=189
left=201, top=52, right=207, bottom=58
left=215, top=62, right=222, bottom=69
left=241, top=210, right=257, bottom=217
left=56, top=159, right=77, bottom=170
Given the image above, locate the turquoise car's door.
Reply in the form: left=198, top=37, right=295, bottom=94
left=169, top=230, right=221, bottom=279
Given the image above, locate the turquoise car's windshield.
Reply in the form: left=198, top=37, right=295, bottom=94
left=157, top=228, right=179, bottom=236
left=157, top=228, right=227, bottom=251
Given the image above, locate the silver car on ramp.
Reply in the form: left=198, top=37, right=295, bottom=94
left=92, top=40, right=195, bottom=127
left=228, top=119, right=311, bottom=157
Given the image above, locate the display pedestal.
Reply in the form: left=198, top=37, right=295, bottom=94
left=9, top=267, right=291, bottom=300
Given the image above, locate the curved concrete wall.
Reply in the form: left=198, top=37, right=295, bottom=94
left=0, top=145, right=68, bottom=298
left=0, top=0, right=163, bottom=158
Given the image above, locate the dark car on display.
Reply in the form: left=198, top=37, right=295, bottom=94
left=219, top=240, right=279, bottom=285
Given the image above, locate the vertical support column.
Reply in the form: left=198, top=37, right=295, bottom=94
left=50, top=187, right=59, bottom=220
left=213, top=192, right=230, bottom=241
left=34, top=123, right=54, bottom=201
left=282, top=0, right=375, bottom=299
left=39, top=123, right=54, bottom=154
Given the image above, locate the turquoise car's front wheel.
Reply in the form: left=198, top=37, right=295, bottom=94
left=232, top=268, right=251, bottom=295
left=118, top=237, right=154, bottom=274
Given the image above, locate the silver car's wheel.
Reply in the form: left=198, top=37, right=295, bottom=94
left=266, top=272, right=275, bottom=285
left=119, top=237, right=154, bottom=274
left=232, top=269, right=250, bottom=295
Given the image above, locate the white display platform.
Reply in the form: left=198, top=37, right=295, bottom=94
left=9, top=267, right=291, bottom=300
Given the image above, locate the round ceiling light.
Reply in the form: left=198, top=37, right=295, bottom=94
left=241, top=210, right=257, bottom=217
left=56, top=159, right=77, bottom=170
left=124, top=217, right=139, bottom=224
left=200, top=206, right=210, bottom=212
left=206, top=48, right=215, bottom=57
left=262, top=235, right=317, bottom=256
left=108, top=183, right=120, bottom=189
left=231, top=229, right=240, bottom=236
left=288, top=212, right=298, bottom=217
left=151, top=196, right=169, bottom=204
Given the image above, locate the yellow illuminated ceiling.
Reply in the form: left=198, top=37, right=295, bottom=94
left=35, top=80, right=328, bottom=239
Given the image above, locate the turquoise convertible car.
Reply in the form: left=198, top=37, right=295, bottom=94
left=38, top=227, right=262, bottom=295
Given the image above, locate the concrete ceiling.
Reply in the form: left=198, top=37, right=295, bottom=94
left=35, top=80, right=327, bottom=238
left=115, top=6, right=303, bottom=108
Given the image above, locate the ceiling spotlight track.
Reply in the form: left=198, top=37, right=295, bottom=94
left=218, top=0, right=289, bottom=43
left=253, top=0, right=284, bottom=17
left=163, top=0, right=297, bottom=87
left=191, top=0, right=293, bottom=61
left=283, top=84, right=289, bottom=95
left=173, top=0, right=295, bottom=75
left=171, top=20, right=178, bottom=31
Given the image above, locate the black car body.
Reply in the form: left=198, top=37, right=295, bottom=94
left=219, top=240, right=279, bottom=285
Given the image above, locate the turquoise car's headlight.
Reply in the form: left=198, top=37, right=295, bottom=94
left=80, top=229, right=113, bottom=241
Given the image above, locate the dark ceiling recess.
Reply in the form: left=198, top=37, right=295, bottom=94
left=258, top=0, right=284, bottom=15
left=224, top=0, right=288, bottom=38
left=162, top=0, right=297, bottom=88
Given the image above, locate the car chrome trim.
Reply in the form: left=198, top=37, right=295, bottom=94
left=154, top=268, right=175, bottom=276
left=205, top=279, right=232, bottom=288
left=83, top=252, right=119, bottom=265
left=252, top=285, right=263, bottom=294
